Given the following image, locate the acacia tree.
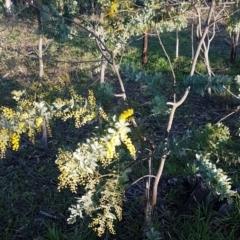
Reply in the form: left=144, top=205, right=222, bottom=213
left=1, top=0, right=78, bottom=146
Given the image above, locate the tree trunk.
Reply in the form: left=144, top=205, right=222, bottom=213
left=100, top=50, right=107, bottom=83
left=230, top=29, right=240, bottom=64
left=142, top=32, right=148, bottom=65
left=36, top=5, right=43, bottom=82
left=35, top=3, right=47, bottom=148
left=176, top=29, right=179, bottom=59
left=191, top=23, right=194, bottom=61
left=190, top=1, right=215, bottom=76
left=38, top=34, right=43, bottom=82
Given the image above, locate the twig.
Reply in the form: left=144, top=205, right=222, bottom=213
left=223, top=85, right=240, bottom=100
left=39, top=211, right=57, bottom=219
left=129, top=175, right=156, bottom=187
left=216, top=107, right=240, bottom=124
left=156, top=29, right=176, bottom=102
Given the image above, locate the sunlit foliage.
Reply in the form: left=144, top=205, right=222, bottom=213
left=57, top=109, right=136, bottom=236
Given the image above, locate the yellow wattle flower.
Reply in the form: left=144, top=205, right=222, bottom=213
left=99, top=107, right=109, bottom=122
left=36, top=116, right=43, bottom=132
left=11, top=132, right=20, bottom=151
left=1, top=107, right=15, bottom=120
left=108, top=0, right=119, bottom=18
left=123, top=135, right=136, bottom=160
left=119, top=109, right=134, bottom=121
left=0, top=128, right=8, bottom=158
left=18, top=122, right=25, bottom=133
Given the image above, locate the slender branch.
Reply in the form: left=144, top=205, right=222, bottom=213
left=42, top=40, right=53, bottom=54
left=39, top=211, right=57, bottom=219
left=111, top=52, right=126, bottom=100
left=156, top=29, right=176, bottom=102
left=156, top=30, right=176, bottom=82
left=190, top=1, right=215, bottom=76
left=129, top=175, right=156, bottom=187
left=217, top=107, right=240, bottom=124
left=52, top=59, right=106, bottom=64
left=223, top=86, right=240, bottom=100
left=166, top=87, right=190, bottom=132
left=95, top=38, right=112, bottom=65
left=151, top=86, right=190, bottom=206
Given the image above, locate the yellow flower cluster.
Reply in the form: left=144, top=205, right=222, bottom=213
left=43, top=73, right=51, bottom=82
left=59, top=89, right=96, bottom=128
left=89, top=207, right=116, bottom=236
left=11, top=132, right=20, bottom=151
left=88, top=90, right=96, bottom=109
left=69, top=86, right=84, bottom=102
left=1, top=107, right=15, bottom=120
left=104, top=109, right=136, bottom=163
left=83, top=112, right=96, bottom=127
left=28, top=128, right=35, bottom=143
left=46, top=121, right=52, bottom=137
left=58, top=73, right=71, bottom=86
left=123, top=135, right=136, bottom=159
left=99, top=181, right=123, bottom=221
left=114, top=204, right=122, bottom=220
left=18, top=99, right=34, bottom=110
left=36, top=116, right=43, bottom=132
left=56, top=150, right=79, bottom=193
left=17, top=122, right=26, bottom=134
left=89, top=216, right=107, bottom=237
left=20, top=112, right=30, bottom=120
left=99, top=107, right=109, bottom=122
left=74, top=107, right=86, bottom=128
left=62, top=112, right=73, bottom=121
left=56, top=149, right=95, bottom=193
left=107, top=0, right=119, bottom=18
left=119, top=108, right=134, bottom=121
left=106, top=136, right=117, bottom=160
left=106, top=218, right=115, bottom=235
left=0, top=128, right=8, bottom=158
left=88, top=194, right=121, bottom=236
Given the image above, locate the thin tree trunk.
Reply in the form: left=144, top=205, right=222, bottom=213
left=150, top=87, right=190, bottom=206
left=230, top=29, right=240, bottom=64
left=176, top=29, right=179, bottom=59
left=191, top=23, right=194, bottom=61
left=111, top=52, right=126, bottom=100
left=42, top=117, right=48, bottom=148
left=38, top=34, right=43, bottom=81
left=36, top=6, right=43, bottom=82
left=204, top=48, right=211, bottom=76
left=35, top=3, right=47, bottom=148
left=100, top=52, right=107, bottom=83
left=142, top=32, right=148, bottom=65
left=190, top=1, right=215, bottom=76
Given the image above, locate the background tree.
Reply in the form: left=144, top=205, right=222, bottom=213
left=227, top=9, right=240, bottom=64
